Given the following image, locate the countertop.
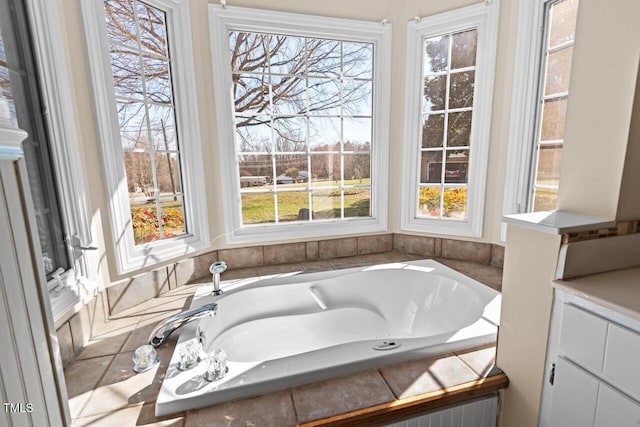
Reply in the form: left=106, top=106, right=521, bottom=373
left=553, top=266, right=640, bottom=323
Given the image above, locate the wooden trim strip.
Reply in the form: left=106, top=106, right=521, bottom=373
left=300, top=374, right=509, bottom=427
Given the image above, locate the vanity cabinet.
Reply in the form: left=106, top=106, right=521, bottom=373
left=541, top=290, right=640, bottom=427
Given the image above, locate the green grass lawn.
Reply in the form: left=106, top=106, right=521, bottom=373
left=130, top=180, right=372, bottom=238
left=241, top=179, right=371, bottom=223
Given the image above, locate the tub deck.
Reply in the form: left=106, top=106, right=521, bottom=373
left=64, top=254, right=507, bottom=426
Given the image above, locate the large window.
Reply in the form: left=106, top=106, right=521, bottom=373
left=530, top=0, right=579, bottom=211
left=210, top=6, right=391, bottom=244
left=0, top=0, right=69, bottom=278
left=105, top=0, right=187, bottom=244
left=2, top=0, right=98, bottom=321
left=503, top=0, right=579, bottom=218
left=83, top=0, right=209, bottom=273
left=401, top=2, right=499, bottom=237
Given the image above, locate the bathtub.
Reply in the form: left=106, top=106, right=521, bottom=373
left=155, top=259, right=501, bottom=417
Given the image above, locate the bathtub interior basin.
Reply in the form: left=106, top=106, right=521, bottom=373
left=155, top=259, right=501, bottom=417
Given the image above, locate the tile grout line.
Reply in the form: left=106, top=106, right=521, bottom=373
left=287, top=390, right=301, bottom=426
left=377, top=368, right=401, bottom=400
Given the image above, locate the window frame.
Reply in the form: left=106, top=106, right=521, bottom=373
left=401, top=1, right=499, bottom=237
left=502, top=0, right=577, bottom=228
left=12, top=0, right=102, bottom=323
left=82, top=0, right=210, bottom=274
left=209, top=5, right=391, bottom=245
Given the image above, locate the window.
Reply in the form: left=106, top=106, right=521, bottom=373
left=0, top=0, right=69, bottom=278
left=2, top=0, right=98, bottom=321
left=401, top=2, right=499, bottom=237
left=503, top=0, right=579, bottom=217
left=82, top=0, right=209, bottom=273
left=209, top=6, right=391, bottom=244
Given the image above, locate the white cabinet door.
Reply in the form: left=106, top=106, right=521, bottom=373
left=603, top=323, right=640, bottom=401
left=594, top=384, right=640, bottom=427
left=560, top=304, right=607, bottom=373
left=548, top=357, right=599, bottom=427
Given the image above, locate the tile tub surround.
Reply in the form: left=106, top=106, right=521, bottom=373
left=65, top=255, right=506, bottom=426
left=105, top=234, right=505, bottom=316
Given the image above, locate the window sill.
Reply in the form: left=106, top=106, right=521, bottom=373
left=401, top=216, right=482, bottom=238
left=226, top=217, right=388, bottom=246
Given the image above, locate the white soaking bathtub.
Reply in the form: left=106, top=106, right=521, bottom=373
left=155, top=259, right=501, bottom=417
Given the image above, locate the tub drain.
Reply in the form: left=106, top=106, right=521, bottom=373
left=372, top=341, right=401, bottom=351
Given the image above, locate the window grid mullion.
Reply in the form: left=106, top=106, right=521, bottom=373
left=229, top=31, right=374, bottom=225
left=133, top=0, right=168, bottom=239
left=438, top=35, right=454, bottom=218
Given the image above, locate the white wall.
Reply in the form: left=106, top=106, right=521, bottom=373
left=557, top=0, right=640, bottom=219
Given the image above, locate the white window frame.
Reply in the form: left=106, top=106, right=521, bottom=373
left=19, top=0, right=103, bottom=323
left=502, top=0, right=571, bottom=231
left=400, top=1, right=499, bottom=238
left=209, top=5, right=391, bottom=245
left=82, top=0, right=210, bottom=274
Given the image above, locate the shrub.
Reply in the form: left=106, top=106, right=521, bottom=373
left=418, top=187, right=467, bottom=217
left=131, top=206, right=184, bottom=244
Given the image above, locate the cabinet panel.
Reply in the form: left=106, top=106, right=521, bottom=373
left=560, top=304, right=608, bottom=372
left=603, top=323, right=640, bottom=401
left=549, top=357, right=599, bottom=427
left=594, top=383, right=640, bottom=427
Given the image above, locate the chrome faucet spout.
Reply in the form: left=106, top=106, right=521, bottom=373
left=148, top=303, right=217, bottom=347
left=210, top=261, right=227, bottom=296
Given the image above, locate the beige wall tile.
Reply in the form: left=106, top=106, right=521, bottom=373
left=80, top=348, right=171, bottom=417
left=72, top=404, right=184, bottom=427
left=318, top=237, right=358, bottom=259
left=434, top=238, right=443, bottom=257
left=220, top=267, right=258, bottom=281
left=455, top=345, right=498, bottom=378
left=441, top=239, right=491, bottom=264
left=357, top=234, right=393, bottom=255
left=437, top=259, right=503, bottom=291
left=192, top=251, right=219, bottom=281
left=380, top=354, right=479, bottom=399
left=257, top=263, right=304, bottom=277
left=264, top=242, right=307, bottom=265
left=292, top=370, right=394, bottom=423
left=64, top=355, right=114, bottom=418
left=306, top=241, right=319, bottom=260
left=69, top=306, right=91, bottom=354
left=56, top=322, right=75, bottom=367
left=300, top=260, right=335, bottom=272
left=185, top=390, right=296, bottom=427
left=218, top=246, right=264, bottom=269
left=76, top=334, right=129, bottom=360
left=393, top=234, right=436, bottom=256
left=107, top=268, right=170, bottom=315
left=490, top=244, right=505, bottom=268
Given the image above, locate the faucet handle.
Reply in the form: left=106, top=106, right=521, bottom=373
left=210, top=261, right=227, bottom=275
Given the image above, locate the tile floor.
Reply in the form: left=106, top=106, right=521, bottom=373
left=65, top=253, right=503, bottom=426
